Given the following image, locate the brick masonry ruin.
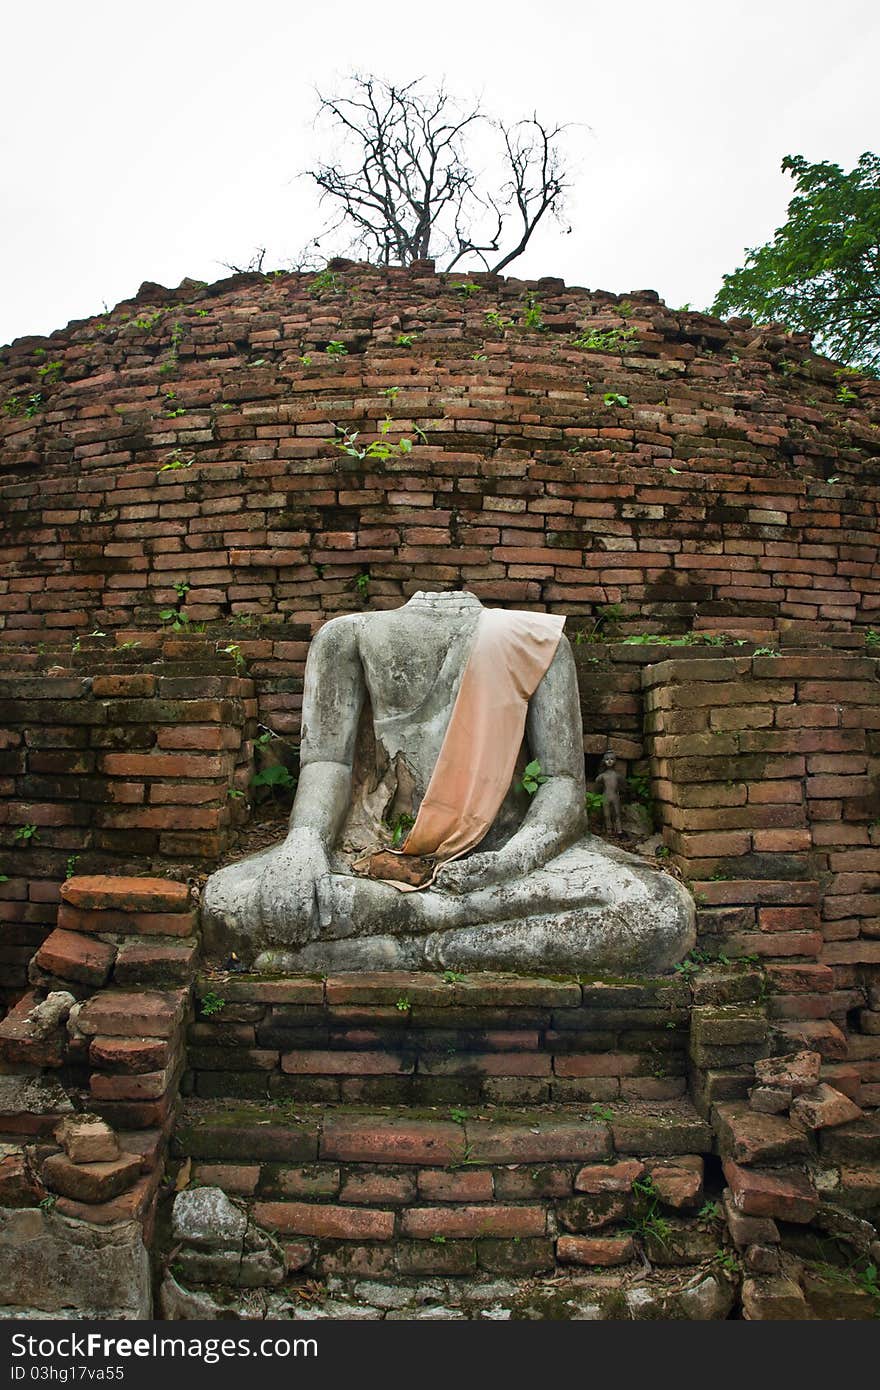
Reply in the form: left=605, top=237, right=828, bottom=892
left=0, top=262, right=878, bottom=1319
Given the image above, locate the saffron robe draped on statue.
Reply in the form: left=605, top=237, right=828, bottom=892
left=376, top=607, right=564, bottom=888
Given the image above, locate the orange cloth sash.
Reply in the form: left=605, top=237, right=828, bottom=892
left=398, top=607, right=565, bottom=866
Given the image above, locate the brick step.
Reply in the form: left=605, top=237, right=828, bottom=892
left=175, top=1096, right=710, bottom=1166
left=171, top=1096, right=716, bottom=1281
left=187, top=968, right=707, bottom=1107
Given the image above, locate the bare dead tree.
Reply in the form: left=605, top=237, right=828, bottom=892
left=302, top=75, right=573, bottom=273
left=219, top=247, right=268, bottom=275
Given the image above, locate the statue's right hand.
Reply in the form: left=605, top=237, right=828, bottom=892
left=257, top=829, right=330, bottom=944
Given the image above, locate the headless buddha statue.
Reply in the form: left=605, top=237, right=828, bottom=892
left=201, top=591, right=695, bottom=973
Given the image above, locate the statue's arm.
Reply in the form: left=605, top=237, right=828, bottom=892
left=501, top=634, right=586, bottom=868
left=287, top=616, right=365, bottom=851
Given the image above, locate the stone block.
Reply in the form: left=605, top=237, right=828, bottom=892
left=0, top=1206, right=150, bottom=1317
left=723, top=1160, right=818, bottom=1223
left=790, top=1084, right=862, bottom=1131
left=54, top=1114, right=119, bottom=1164
left=35, top=930, right=116, bottom=987
left=320, top=1117, right=460, bottom=1165
left=401, top=1204, right=545, bottom=1239
left=557, top=1234, right=635, bottom=1266
left=42, top=1151, right=142, bottom=1204
left=61, top=875, right=190, bottom=913
left=252, top=1201, right=394, bottom=1241
left=754, top=1050, right=821, bottom=1093
left=713, top=1103, right=810, bottom=1166
left=172, top=1186, right=246, bottom=1248
left=77, top=989, right=187, bottom=1039
left=741, top=1274, right=809, bottom=1320
left=748, top=1085, right=792, bottom=1114
left=574, top=1159, right=644, bottom=1194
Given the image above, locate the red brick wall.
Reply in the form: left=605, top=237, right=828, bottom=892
left=0, top=636, right=252, bottom=995
left=2, top=262, right=879, bottom=643
left=645, top=653, right=880, bottom=1100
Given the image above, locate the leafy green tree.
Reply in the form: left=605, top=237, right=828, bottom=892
left=712, top=152, right=880, bottom=374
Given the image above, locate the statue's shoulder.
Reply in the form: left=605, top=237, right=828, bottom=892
left=309, top=612, right=363, bottom=656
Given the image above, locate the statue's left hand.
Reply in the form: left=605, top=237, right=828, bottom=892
left=434, top=851, right=504, bottom=895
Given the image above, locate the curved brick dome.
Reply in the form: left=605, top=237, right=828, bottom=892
left=2, top=260, right=879, bottom=646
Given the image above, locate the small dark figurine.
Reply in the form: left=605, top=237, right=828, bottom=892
left=595, top=751, right=626, bottom=835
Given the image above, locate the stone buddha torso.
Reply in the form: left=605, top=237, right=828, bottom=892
left=202, top=591, right=695, bottom=976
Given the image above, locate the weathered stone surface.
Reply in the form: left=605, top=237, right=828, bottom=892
left=175, top=1246, right=285, bottom=1289
left=158, top=1272, right=239, bottom=1320
left=252, top=1201, right=394, bottom=1240
left=465, top=1118, right=610, bottom=1164
left=0, top=992, right=69, bottom=1067
left=574, top=1159, right=644, bottom=1193
left=54, top=1171, right=159, bottom=1226
left=0, top=1075, right=73, bottom=1133
left=90, top=1067, right=174, bottom=1101
left=172, top=1187, right=247, bottom=1248
left=556, top=1234, right=635, bottom=1266
left=54, top=1114, right=119, bottom=1164
left=836, top=1165, right=880, bottom=1211
left=89, top=1035, right=171, bottom=1073
left=801, top=1266, right=879, bottom=1319
left=691, top=1005, right=767, bottom=1049
left=644, top=1218, right=719, bottom=1266
left=42, top=1151, right=141, bottom=1203
left=321, top=1117, right=461, bottom=1165
left=818, top=1113, right=880, bottom=1162
left=745, top=1243, right=781, bottom=1275
left=648, top=1160, right=703, bottom=1209
left=114, top=939, right=198, bottom=984
left=748, top=1085, right=792, bottom=1115
left=790, top=1084, right=862, bottom=1131
left=611, top=1109, right=712, bottom=1156
left=713, top=1102, right=810, bottom=1166
left=754, top=1050, right=821, bottom=1093
left=557, top=1192, right=628, bottom=1232
left=176, top=1106, right=319, bottom=1163
left=0, top=1207, right=150, bottom=1318
left=0, top=1145, right=44, bottom=1207
left=25, top=991, right=77, bottom=1038
left=741, top=1274, right=808, bottom=1320
left=402, top=1205, right=545, bottom=1239
left=722, top=1191, right=780, bottom=1248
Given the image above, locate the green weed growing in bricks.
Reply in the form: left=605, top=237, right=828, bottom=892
left=36, top=359, right=64, bottom=383
left=521, top=295, right=545, bottom=330
left=13, top=824, right=38, bottom=844
left=308, top=268, right=342, bottom=297
left=157, top=452, right=193, bottom=474
left=572, top=327, right=639, bottom=352
left=160, top=608, right=191, bottom=631
left=200, top=992, right=226, bottom=1017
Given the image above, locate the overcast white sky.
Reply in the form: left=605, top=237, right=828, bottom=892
left=1, top=0, right=877, bottom=347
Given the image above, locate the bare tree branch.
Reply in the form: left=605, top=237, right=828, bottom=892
left=301, top=75, right=573, bottom=273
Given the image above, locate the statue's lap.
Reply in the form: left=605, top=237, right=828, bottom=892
left=202, top=838, right=695, bottom=977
